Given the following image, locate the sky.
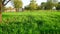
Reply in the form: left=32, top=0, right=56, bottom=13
left=5, top=0, right=60, bottom=8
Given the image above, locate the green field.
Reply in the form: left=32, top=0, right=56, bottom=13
left=1, top=10, right=60, bottom=34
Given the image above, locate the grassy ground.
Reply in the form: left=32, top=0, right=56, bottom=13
left=1, top=10, right=60, bottom=34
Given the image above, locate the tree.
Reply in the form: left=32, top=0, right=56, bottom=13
left=0, top=0, right=11, bottom=22
left=45, top=2, right=54, bottom=10
left=56, top=2, right=60, bottom=10
left=13, top=0, right=23, bottom=12
left=40, top=2, right=46, bottom=10
left=58, top=2, right=60, bottom=4
left=52, top=0, right=58, bottom=3
left=47, top=0, right=58, bottom=3
left=25, top=5, right=30, bottom=10
left=29, top=0, right=38, bottom=10
left=37, top=6, right=41, bottom=10
left=0, top=0, right=2, bottom=22
left=46, top=0, right=58, bottom=10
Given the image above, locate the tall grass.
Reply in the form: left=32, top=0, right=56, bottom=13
left=1, top=10, right=60, bottom=34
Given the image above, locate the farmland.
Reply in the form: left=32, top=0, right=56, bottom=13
left=1, top=10, right=60, bottom=34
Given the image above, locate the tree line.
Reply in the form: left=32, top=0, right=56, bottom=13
left=25, top=0, right=60, bottom=10
left=3, top=0, right=60, bottom=11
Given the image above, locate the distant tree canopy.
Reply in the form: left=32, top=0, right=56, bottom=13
left=2, top=0, right=59, bottom=11
left=25, top=0, right=58, bottom=10
left=13, top=0, right=22, bottom=8
left=29, top=0, right=38, bottom=10
left=25, top=0, right=38, bottom=10
left=13, top=0, right=23, bottom=11
left=44, top=2, right=54, bottom=10
left=56, top=2, right=60, bottom=10
left=25, top=6, right=30, bottom=10
left=40, top=2, right=46, bottom=10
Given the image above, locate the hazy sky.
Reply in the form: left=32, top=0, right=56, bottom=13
left=5, top=0, right=60, bottom=8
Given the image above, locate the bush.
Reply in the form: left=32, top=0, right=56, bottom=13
left=56, top=4, right=60, bottom=10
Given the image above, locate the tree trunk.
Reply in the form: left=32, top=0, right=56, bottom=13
left=0, top=12, right=2, bottom=22
left=0, top=0, right=2, bottom=22
left=16, top=8, right=18, bottom=12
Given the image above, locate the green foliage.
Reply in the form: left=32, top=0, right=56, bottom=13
left=37, top=6, right=41, bottom=10
left=1, top=10, right=60, bottom=34
left=44, top=2, right=54, bottom=10
left=56, top=4, right=60, bottom=10
left=40, top=2, right=46, bottom=10
left=13, top=0, right=23, bottom=11
left=56, top=2, right=60, bottom=10
left=25, top=6, right=30, bottom=10
left=25, top=0, right=38, bottom=10
left=14, top=0, right=22, bottom=8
